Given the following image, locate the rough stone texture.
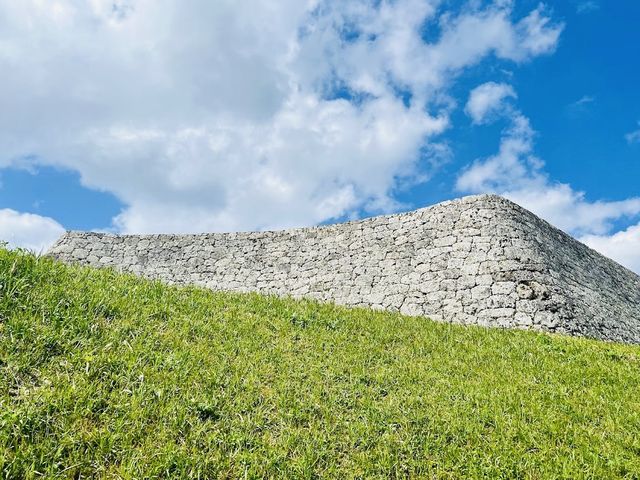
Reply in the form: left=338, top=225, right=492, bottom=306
left=47, top=194, right=640, bottom=344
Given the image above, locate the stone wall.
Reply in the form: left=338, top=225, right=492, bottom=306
left=47, top=194, right=640, bottom=344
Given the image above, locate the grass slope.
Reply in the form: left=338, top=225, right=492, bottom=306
left=1, top=248, right=639, bottom=479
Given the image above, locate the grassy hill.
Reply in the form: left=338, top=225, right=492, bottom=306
left=1, top=247, right=639, bottom=479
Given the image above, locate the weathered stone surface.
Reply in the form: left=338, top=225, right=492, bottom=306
left=47, top=194, right=640, bottom=344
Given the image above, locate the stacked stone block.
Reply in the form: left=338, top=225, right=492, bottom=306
left=47, top=194, right=640, bottom=344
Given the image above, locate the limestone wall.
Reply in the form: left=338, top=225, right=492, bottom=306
left=47, top=194, right=640, bottom=344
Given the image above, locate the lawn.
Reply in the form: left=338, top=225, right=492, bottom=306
left=1, top=247, right=639, bottom=478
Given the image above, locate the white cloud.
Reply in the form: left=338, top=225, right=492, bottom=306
left=566, top=95, right=595, bottom=117
left=625, top=122, right=640, bottom=144
left=465, top=82, right=516, bottom=124
left=457, top=86, right=640, bottom=272
left=572, top=95, right=595, bottom=106
left=457, top=113, right=539, bottom=193
left=502, top=187, right=640, bottom=237
left=581, top=223, right=640, bottom=274
left=0, top=209, right=65, bottom=252
left=577, top=1, right=599, bottom=14
left=0, top=0, right=563, bottom=233
left=512, top=5, right=563, bottom=57
left=457, top=111, right=640, bottom=236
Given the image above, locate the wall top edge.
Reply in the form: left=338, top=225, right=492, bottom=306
left=55, top=194, right=522, bottom=240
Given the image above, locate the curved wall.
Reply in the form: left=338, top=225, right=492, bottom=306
left=48, top=195, right=640, bottom=344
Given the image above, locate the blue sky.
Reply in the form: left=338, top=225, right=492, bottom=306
left=0, top=0, right=639, bottom=272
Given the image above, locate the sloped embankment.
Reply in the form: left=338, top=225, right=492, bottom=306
left=1, top=248, right=639, bottom=478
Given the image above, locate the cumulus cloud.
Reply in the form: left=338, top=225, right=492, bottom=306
left=457, top=112, right=539, bottom=194
left=0, top=0, right=563, bottom=233
left=0, top=209, right=65, bottom=252
left=457, top=111, right=640, bottom=236
left=465, top=82, right=517, bottom=124
left=581, top=224, right=640, bottom=274
left=457, top=86, right=640, bottom=272
left=625, top=122, right=640, bottom=144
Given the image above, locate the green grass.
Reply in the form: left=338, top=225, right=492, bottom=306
left=1, top=248, right=639, bottom=479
